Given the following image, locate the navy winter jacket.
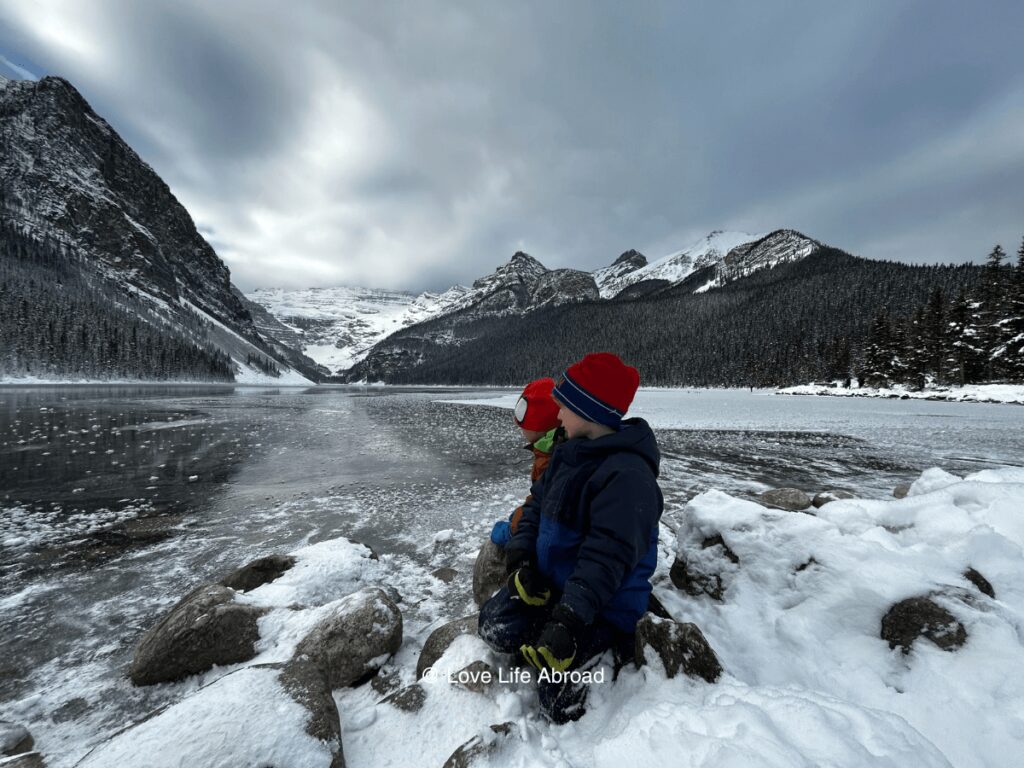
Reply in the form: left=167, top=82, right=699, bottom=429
left=507, top=417, right=663, bottom=633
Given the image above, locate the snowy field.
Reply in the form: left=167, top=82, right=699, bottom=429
left=1, top=386, right=1022, bottom=767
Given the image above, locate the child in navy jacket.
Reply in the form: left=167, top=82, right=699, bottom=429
left=478, top=352, right=663, bottom=724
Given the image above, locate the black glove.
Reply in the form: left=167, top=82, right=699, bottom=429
left=504, top=546, right=533, bottom=576
left=521, top=604, right=584, bottom=672
left=507, top=560, right=551, bottom=607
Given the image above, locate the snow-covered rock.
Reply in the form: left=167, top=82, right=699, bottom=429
left=77, top=662, right=344, bottom=768
left=130, top=583, right=266, bottom=686
left=292, top=587, right=402, bottom=688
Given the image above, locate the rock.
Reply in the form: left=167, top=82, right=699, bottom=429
left=634, top=614, right=722, bottom=683
left=220, top=554, right=296, bottom=592
left=416, top=616, right=479, bottom=680
left=0, top=753, right=45, bottom=767
left=881, top=596, right=968, bottom=653
left=431, top=567, right=458, bottom=584
left=760, top=488, right=812, bottom=511
left=442, top=723, right=518, bottom=768
left=278, top=660, right=347, bottom=768
left=795, top=557, right=819, bottom=572
left=369, top=668, right=402, bottom=698
left=893, top=484, right=911, bottom=499
left=77, top=663, right=344, bottom=768
left=130, top=583, right=265, bottom=686
left=0, top=723, right=33, bottom=756
left=472, top=540, right=506, bottom=607
left=812, top=490, right=856, bottom=508
left=381, top=683, right=426, bottom=713
left=669, top=534, right=739, bottom=601
left=50, top=698, right=89, bottom=724
left=451, top=661, right=495, bottom=693
left=964, top=568, right=995, bottom=599
left=294, top=587, right=402, bottom=689
left=647, top=591, right=672, bottom=619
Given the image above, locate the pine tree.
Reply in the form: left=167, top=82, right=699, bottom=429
left=922, top=286, right=947, bottom=384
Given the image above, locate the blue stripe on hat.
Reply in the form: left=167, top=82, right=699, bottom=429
left=552, top=369, right=624, bottom=429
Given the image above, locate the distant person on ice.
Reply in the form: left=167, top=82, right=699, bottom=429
left=489, top=377, right=565, bottom=549
left=478, top=352, right=664, bottom=724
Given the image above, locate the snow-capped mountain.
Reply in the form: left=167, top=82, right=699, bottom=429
left=594, top=230, right=765, bottom=298
left=0, top=75, right=320, bottom=383
left=250, top=252, right=599, bottom=374
left=247, top=285, right=471, bottom=373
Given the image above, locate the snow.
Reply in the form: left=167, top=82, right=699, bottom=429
left=75, top=665, right=336, bottom=768
left=779, top=383, right=1024, bottom=405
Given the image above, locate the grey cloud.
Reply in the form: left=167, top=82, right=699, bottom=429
left=1, top=0, right=1023, bottom=292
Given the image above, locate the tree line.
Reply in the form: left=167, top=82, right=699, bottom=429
left=0, top=223, right=235, bottom=381
left=861, top=241, right=1024, bottom=388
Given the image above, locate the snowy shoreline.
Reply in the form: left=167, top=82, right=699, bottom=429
left=777, top=383, right=1024, bottom=406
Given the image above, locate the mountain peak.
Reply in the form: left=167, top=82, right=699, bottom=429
left=612, top=249, right=647, bottom=268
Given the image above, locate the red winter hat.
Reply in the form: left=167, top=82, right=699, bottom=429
left=552, top=353, right=639, bottom=428
left=514, top=378, right=560, bottom=432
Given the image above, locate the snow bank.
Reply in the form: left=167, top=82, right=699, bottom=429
left=662, top=467, right=1024, bottom=768
left=779, top=383, right=1024, bottom=405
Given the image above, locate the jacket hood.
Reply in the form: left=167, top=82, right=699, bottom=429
left=558, top=417, right=660, bottom=477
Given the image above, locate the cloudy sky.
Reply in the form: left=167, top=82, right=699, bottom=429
left=2, top=1, right=1023, bottom=292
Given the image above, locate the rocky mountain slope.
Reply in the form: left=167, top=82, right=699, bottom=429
left=0, top=74, right=320, bottom=383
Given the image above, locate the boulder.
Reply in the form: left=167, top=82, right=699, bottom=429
left=381, top=683, right=426, bottom=713
left=893, top=484, right=911, bottom=499
left=0, top=723, right=33, bottom=757
left=669, top=534, right=738, bottom=601
left=76, top=663, right=344, bottom=768
left=416, top=616, right=479, bottom=680
left=0, top=753, right=45, bottom=767
left=881, top=596, right=967, bottom=653
left=369, top=668, right=402, bottom=699
left=130, top=583, right=265, bottom=686
left=431, top=567, right=458, bottom=584
left=812, top=490, right=856, bottom=508
left=294, top=588, right=402, bottom=689
left=472, top=540, right=506, bottom=607
left=220, top=554, right=296, bottom=592
left=634, top=614, right=722, bottom=683
left=442, top=723, right=518, bottom=768
left=964, top=568, right=995, bottom=599
left=760, top=488, right=812, bottom=511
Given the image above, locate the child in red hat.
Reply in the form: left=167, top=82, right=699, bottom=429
left=490, top=378, right=565, bottom=548
left=479, top=353, right=663, bottom=724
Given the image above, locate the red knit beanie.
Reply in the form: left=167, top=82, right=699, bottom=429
left=553, top=353, right=639, bottom=427
left=514, top=378, right=560, bottom=432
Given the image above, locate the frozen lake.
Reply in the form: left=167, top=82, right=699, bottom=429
left=1, top=385, right=1023, bottom=763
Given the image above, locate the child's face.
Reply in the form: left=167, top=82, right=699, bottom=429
left=556, top=404, right=592, bottom=440
left=518, top=426, right=547, bottom=444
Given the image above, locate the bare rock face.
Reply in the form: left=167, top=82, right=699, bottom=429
left=530, top=269, right=599, bottom=307
left=77, top=663, right=344, bottom=768
left=221, top=554, right=297, bottom=592
left=812, top=490, right=856, bottom=508
left=669, top=534, right=739, bottom=601
left=472, top=540, right=506, bottom=607
left=963, top=568, right=995, bottom=599
left=0, top=722, right=33, bottom=757
left=647, top=591, right=672, bottom=619
left=442, top=723, right=519, bottom=768
left=634, top=614, right=722, bottom=683
left=416, top=616, right=479, bottom=680
left=760, top=488, right=812, bottom=511
left=130, top=583, right=265, bottom=686
left=881, top=596, right=967, bottom=654
left=294, top=588, right=402, bottom=689
left=893, top=484, right=912, bottom=499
